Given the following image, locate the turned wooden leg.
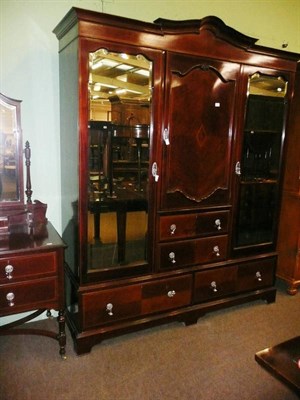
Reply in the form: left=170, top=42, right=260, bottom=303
left=57, top=309, right=66, bottom=359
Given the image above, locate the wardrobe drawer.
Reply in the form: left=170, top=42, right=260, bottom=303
left=236, top=258, right=276, bottom=292
left=194, top=266, right=237, bottom=303
left=82, top=285, right=142, bottom=329
left=0, top=278, right=58, bottom=314
left=158, top=235, right=228, bottom=270
left=0, top=252, right=57, bottom=283
left=159, top=211, right=229, bottom=241
left=82, top=275, right=192, bottom=329
left=141, top=275, right=192, bottom=314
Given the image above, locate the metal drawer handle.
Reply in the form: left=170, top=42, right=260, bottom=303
left=106, top=303, right=113, bottom=316
left=5, top=264, right=14, bottom=280
left=167, top=290, right=176, bottom=298
left=256, top=271, right=262, bottom=282
left=215, top=219, right=222, bottom=230
left=210, top=281, right=218, bottom=292
left=6, top=292, right=15, bottom=307
left=170, top=224, right=176, bottom=235
left=169, top=252, right=176, bottom=264
left=213, top=245, right=220, bottom=257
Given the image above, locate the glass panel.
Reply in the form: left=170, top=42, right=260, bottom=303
left=0, top=95, right=21, bottom=202
left=87, top=49, right=151, bottom=271
left=235, top=73, right=288, bottom=248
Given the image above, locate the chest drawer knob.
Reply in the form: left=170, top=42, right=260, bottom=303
left=5, top=264, right=14, bottom=280
left=210, top=281, right=218, bottom=292
left=6, top=292, right=15, bottom=307
left=256, top=271, right=262, bottom=282
left=215, top=219, right=222, bottom=230
left=213, top=246, right=220, bottom=257
left=106, top=303, right=114, bottom=316
left=168, top=252, right=176, bottom=264
left=167, top=290, right=176, bottom=298
left=170, top=224, right=176, bottom=235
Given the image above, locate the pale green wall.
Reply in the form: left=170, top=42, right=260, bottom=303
left=0, top=0, right=299, bottom=323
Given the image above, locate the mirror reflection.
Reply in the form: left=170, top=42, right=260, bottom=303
left=0, top=93, right=21, bottom=202
left=87, top=49, right=152, bottom=271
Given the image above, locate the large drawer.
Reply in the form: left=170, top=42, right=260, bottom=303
left=81, top=274, right=192, bottom=329
left=157, top=235, right=228, bottom=270
left=0, top=278, right=58, bottom=314
left=193, top=257, right=276, bottom=303
left=236, top=257, right=276, bottom=292
left=0, top=252, right=57, bottom=284
left=159, top=211, right=229, bottom=241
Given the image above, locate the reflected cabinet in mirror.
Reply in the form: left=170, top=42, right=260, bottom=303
left=234, top=73, right=288, bottom=250
left=87, top=49, right=152, bottom=273
left=0, top=93, right=23, bottom=207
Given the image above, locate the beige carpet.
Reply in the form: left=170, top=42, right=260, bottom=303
left=1, top=279, right=300, bottom=400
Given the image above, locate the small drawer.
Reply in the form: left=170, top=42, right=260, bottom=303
left=82, top=284, right=142, bottom=329
left=0, top=252, right=57, bottom=283
left=194, top=266, right=237, bottom=303
left=159, top=211, right=229, bottom=241
left=141, top=275, right=192, bottom=314
left=236, top=257, right=276, bottom=292
left=157, top=235, right=228, bottom=270
left=0, top=278, right=58, bottom=314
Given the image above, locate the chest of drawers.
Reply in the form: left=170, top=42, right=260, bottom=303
left=0, top=222, right=66, bottom=358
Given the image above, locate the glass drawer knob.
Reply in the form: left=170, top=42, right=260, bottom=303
left=170, top=224, right=176, bottom=235
left=106, top=303, right=113, bottom=316
left=213, top=246, right=220, bottom=257
left=256, top=271, right=262, bottom=282
left=5, top=264, right=14, bottom=280
left=167, top=290, right=176, bottom=298
left=6, top=292, right=15, bottom=307
left=169, top=252, right=176, bottom=263
left=215, top=219, right=221, bottom=230
left=210, top=281, right=218, bottom=292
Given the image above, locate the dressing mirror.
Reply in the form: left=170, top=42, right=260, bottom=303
left=0, top=93, right=24, bottom=209
left=87, top=49, right=152, bottom=273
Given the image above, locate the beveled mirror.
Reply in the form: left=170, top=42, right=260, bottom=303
left=87, top=48, right=152, bottom=273
left=0, top=93, right=24, bottom=210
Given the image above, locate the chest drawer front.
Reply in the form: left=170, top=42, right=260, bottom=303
left=0, top=278, right=58, bottom=314
left=82, top=285, right=142, bottom=329
left=237, top=258, right=276, bottom=292
left=194, top=266, right=237, bottom=303
left=141, top=275, right=192, bottom=314
left=158, top=235, right=228, bottom=270
left=159, top=211, right=229, bottom=241
left=0, top=252, right=57, bottom=283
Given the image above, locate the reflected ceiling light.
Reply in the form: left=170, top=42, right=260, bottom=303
left=126, top=89, right=143, bottom=94
left=116, top=64, right=134, bottom=71
left=100, top=83, right=118, bottom=89
left=94, top=83, right=101, bottom=91
left=91, top=60, right=103, bottom=70
left=134, top=69, right=150, bottom=77
left=116, top=89, right=127, bottom=94
left=101, top=59, right=119, bottom=67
